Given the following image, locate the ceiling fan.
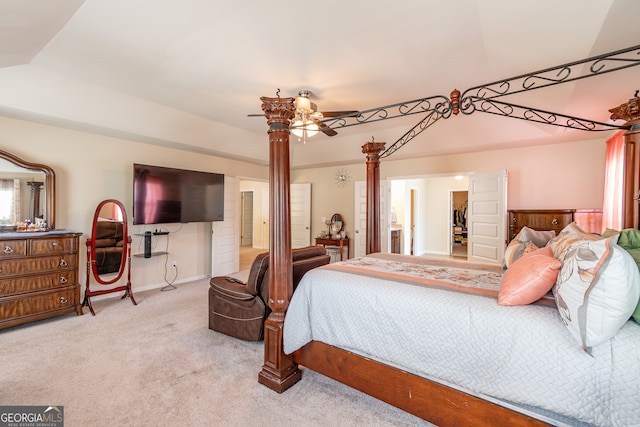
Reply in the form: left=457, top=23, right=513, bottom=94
left=248, top=89, right=358, bottom=138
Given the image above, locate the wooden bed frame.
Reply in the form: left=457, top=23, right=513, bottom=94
left=255, top=93, right=640, bottom=425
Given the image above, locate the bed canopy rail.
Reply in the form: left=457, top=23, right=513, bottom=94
left=458, top=44, right=640, bottom=105
left=314, top=94, right=453, bottom=134
left=310, top=44, right=639, bottom=140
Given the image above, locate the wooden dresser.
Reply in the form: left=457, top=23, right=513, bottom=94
left=507, top=209, right=575, bottom=242
left=0, top=231, right=83, bottom=329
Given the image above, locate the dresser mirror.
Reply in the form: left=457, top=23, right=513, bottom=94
left=0, top=149, right=55, bottom=231
left=83, top=199, right=136, bottom=315
left=330, top=213, right=343, bottom=238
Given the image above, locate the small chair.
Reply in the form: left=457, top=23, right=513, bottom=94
left=208, top=245, right=330, bottom=341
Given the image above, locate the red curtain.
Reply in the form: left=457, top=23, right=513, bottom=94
left=602, top=130, right=626, bottom=232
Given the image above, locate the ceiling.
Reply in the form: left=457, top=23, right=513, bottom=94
left=0, top=0, right=638, bottom=169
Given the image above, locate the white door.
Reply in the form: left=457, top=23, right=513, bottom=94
left=354, top=179, right=390, bottom=257
left=380, top=179, right=390, bottom=253
left=240, top=191, right=253, bottom=246
left=212, top=176, right=240, bottom=276
left=261, top=188, right=269, bottom=249
left=467, top=170, right=507, bottom=264
left=291, top=183, right=311, bottom=248
left=354, top=181, right=367, bottom=257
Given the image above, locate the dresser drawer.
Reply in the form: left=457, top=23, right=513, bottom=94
left=0, top=240, right=27, bottom=259
left=0, top=254, right=77, bottom=278
left=508, top=210, right=575, bottom=241
left=0, top=270, right=78, bottom=297
left=509, top=212, right=573, bottom=229
left=29, top=237, right=77, bottom=255
left=0, top=286, right=79, bottom=321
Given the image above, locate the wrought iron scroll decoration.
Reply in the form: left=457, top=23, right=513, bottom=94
left=464, top=97, right=624, bottom=131
left=302, top=95, right=453, bottom=134
left=459, top=44, right=640, bottom=107
left=379, top=111, right=441, bottom=159
left=288, top=44, right=640, bottom=156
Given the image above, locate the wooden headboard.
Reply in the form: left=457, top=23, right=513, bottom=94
left=508, top=209, right=603, bottom=242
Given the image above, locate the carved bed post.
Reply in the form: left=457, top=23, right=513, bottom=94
left=257, top=95, right=302, bottom=392
left=362, top=141, right=386, bottom=254
left=609, top=92, right=640, bottom=229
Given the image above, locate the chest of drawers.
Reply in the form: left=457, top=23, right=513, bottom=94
left=0, top=231, right=83, bottom=329
left=507, top=210, right=575, bottom=242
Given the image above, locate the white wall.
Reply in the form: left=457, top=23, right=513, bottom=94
left=0, top=116, right=268, bottom=296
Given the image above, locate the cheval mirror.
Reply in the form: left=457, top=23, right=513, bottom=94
left=82, top=199, right=136, bottom=315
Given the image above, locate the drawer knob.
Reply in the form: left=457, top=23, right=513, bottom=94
left=59, top=296, right=68, bottom=304
left=59, top=277, right=68, bottom=284
left=3, top=246, right=13, bottom=254
left=552, top=218, right=558, bottom=225
left=59, top=259, right=68, bottom=267
left=512, top=218, right=517, bottom=223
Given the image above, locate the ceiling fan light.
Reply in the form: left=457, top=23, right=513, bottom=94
left=291, top=119, right=318, bottom=138
left=291, top=120, right=305, bottom=137
left=296, top=95, right=311, bottom=113
left=305, top=121, right=319, bottom=137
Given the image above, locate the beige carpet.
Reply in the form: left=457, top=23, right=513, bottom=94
left=0, top=279, right=430, bottom=426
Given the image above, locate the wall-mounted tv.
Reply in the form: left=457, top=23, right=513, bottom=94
left=133, top=163, right=224, bottom=225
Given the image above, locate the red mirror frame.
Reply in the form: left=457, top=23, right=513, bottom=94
left=82, top=199, right=136, bottom=315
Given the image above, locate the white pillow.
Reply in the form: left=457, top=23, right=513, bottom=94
left=517, top=226, right=556, bottom=248
left=553, top=235, right=640, bottom=351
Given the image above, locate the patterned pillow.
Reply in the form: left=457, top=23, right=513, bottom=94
left=499, top=246, right=561, bottom=306
left=503, top=240, right=538, bottom=268
left=547, top=222, right=599, bottom=261
left=553, top=235, right=640, bottom=351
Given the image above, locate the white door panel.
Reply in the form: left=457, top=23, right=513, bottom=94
left=261, top=188, right=269, bottom=250
left=240, top=191, right=253, bottom=246
left=354, top=181, right=367, bottom=257
left=467, top=170, right=507, bottom=264
left=354, top=179, right=390, bottom=257
left=212, top=176, right=239, bottom=276
left=291, top=183, right=311, bottom=248
left=380, top=180, right=389, bottom=253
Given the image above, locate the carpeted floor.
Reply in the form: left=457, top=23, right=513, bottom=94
left=0, top=279, right=430, bottom=426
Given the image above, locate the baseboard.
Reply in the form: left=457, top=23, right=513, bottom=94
left=88, top=275, right=209, bottom=302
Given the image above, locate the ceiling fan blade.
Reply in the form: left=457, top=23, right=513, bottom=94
left=319, top=110, right=359, bottom=118
left=247, top=113, right=265, bottom=117
left=318, top=121, right=338, bottom=137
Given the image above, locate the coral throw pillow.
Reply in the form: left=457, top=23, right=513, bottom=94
left=499, top=246, right=561, bottom=306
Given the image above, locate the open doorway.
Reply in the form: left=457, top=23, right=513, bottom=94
left=389, top=175, right=469, bottom=257
left=450, top=190, right=468, bottom=258
left=238, top=180, right=311, bottom=268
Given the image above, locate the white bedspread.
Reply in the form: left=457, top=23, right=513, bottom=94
left=283, top=254, right=640, bottom=427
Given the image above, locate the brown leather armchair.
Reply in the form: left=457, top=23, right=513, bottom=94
left=208, top=245, right=330, bottom=341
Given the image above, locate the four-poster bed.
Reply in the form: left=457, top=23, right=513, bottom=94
left=257, top=45, right=640, bottom=426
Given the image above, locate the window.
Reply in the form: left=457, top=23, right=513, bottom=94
left=0, top=179, right=19, bottom=225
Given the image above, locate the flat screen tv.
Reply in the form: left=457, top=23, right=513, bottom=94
left=133, top=163, right=224, bottom=225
